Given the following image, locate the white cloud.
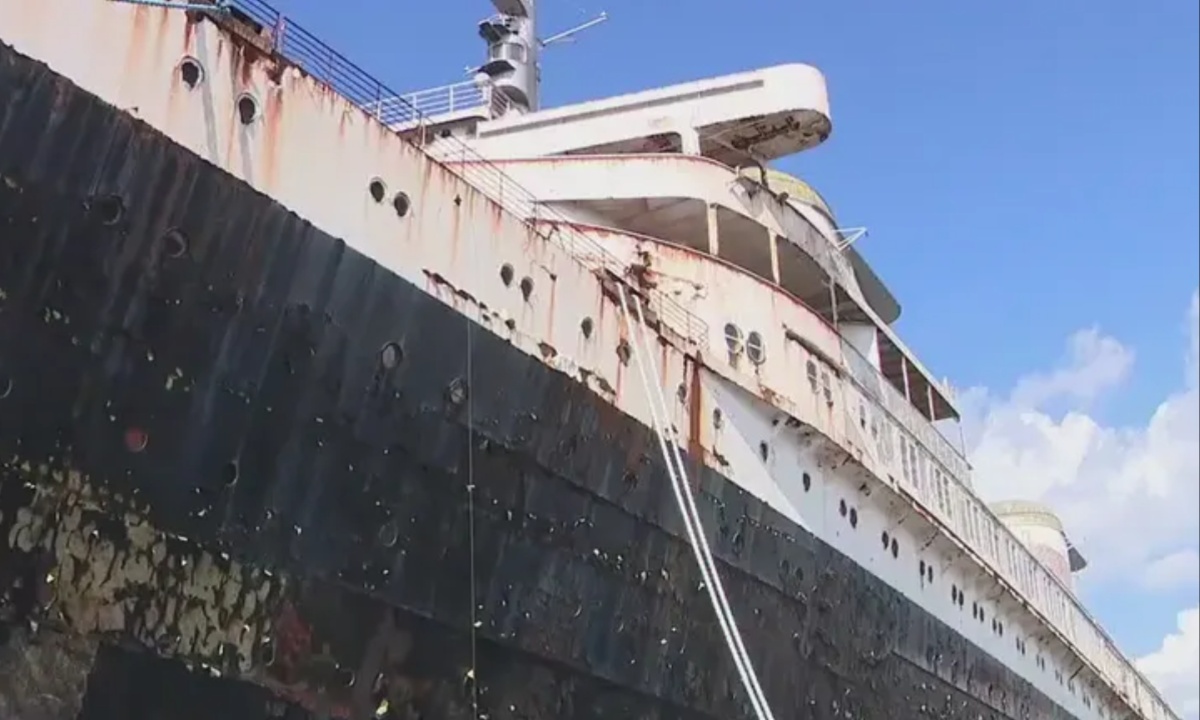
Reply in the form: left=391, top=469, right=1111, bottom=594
left=962, top=290, right=1199, bottom=586
left=1142, top=549, right=1200, bottom=593
left=1137, top=608, right=1200, bottom=720
left=960, top=290, right=1199, bottom=717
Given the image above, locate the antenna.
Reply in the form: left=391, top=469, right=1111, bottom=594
left=477, top=0, right=607, bottom=114
left=834, top=227, right=868, bottom=251
left=540, top=12, right=609, bottom=47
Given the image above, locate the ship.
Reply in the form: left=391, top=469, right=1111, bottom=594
left=0, top=0, right=1180, bottom=718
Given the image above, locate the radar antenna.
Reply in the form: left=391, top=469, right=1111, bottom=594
left=477, top=0, right=607, bottom=114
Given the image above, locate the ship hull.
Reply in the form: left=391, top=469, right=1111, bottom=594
left=0, top=40, right=1077, bottom=720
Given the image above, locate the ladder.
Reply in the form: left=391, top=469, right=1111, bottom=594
left=613, top=280, right=778, bottom=720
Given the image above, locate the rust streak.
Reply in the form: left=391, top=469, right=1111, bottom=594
left=687, top=357, right=705, bottom=484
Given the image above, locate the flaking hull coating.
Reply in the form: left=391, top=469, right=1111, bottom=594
left=0, top=42, right=1078, bottom=720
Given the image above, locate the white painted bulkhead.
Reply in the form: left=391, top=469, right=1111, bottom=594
left=0, top=2, right=1174, bottom=720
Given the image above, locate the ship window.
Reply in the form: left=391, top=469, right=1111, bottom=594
left=380, top=342, right=404, bottom=369
left=724, top=323, right=744, bottom=356
left=178, top=57, right=204, bottom=89
left=93, top=194, right=125, bottom=226
left=801, top=472, right=811, bottom=491
left=369, top=178, right=387, bottom=203
left=392, top=191, right=411, bottom=217
left=746, top=331, right=766, bottom=365
left=162, top=228, right=188, bottom=259
left=237, top=94, right=259, bottom=125
left=124, top=427, right=148, bottom=453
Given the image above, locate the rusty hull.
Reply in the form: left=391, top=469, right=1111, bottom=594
left=0, top=37, right=1105, bottom=720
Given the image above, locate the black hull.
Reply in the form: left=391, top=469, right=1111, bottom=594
left=0, top=41, right=1077, bottom=720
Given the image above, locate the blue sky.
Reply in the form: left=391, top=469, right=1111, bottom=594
left=266, top=0, right=1198, bottom=712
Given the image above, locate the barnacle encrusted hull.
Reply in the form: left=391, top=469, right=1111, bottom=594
left=0, top=40, right=1077, bottom=720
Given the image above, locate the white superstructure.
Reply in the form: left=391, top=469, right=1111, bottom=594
left=0, top=0, right=1176, bottom=718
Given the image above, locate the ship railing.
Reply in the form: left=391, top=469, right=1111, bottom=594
left=223, top=0, right=708, bottom=346
left=373, top=80, right=512, bottom=122
left=836, top=339, right=1172, bottom=720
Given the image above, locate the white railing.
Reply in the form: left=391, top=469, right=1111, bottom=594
left=370, top=80, right=512, bottom=125
left=837, top=341, right=1174, bottom=720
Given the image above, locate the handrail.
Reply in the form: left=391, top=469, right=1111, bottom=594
left=193, top=1, right=1168, bottom=717
left=374, top=79, right=512, bottom=122
left=223, top=0, right=708, bottom=346
left=836, top=339, right=1175, bottom=720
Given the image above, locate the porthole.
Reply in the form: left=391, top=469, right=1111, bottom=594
left=712, top=407, right=723, bottom=429
left=801, top=472, right=811, bottom=491
left=890, top=538, right=899, bottom=558
left=838, top=499, right=847, bottom=517
left=926, top=565, right=933, bottom=582
left=881, top=531, right=889, bottom=549
left=745, top=331, right=765, bottom=365
left=92, top=194, right=125, bottom=225
left=368, top=178, right=387, bottom=203
left=392, top=191, right=411, bottom=217
left=519, top=276, right=534, bottom=301
left=162, top=228, right=189, bottom=259
left=377, top=520, right=399, bottom=548
left=616, top=340, right=631, bottom=366
left=499, top=263, right=514, bottom=286
left=236, top=94, right=259, bottom=125
left=758, top=441, right=769, bottom=461
left=178, top=57, right=204, bottom=89
left=951, top=585, right=959, bottom=603
left=848, top=508, right=858, bottom=528
left=723, top=323, right=744, bottom=356
left=124, top=427, right=148, bottom=453
left=222, top=461, right=240, bottom=486
left=580, top=317, right=594, bottom=339
left=380, top=342, right=403, bottom=369
left=919, top=559, right=926, bottom=578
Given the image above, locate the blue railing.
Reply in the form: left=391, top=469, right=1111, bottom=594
left=226, top=0, right=422, bottom=126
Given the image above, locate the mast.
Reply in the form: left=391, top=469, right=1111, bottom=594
left=478, top=0, right=540, bottom=113
left=477, top=0, right=607, bottom=114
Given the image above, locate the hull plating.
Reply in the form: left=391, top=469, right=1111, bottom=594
left=0, top=41, right=1078, bottom=720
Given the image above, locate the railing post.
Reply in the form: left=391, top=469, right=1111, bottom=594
left=272, top=15, right=286, bottom=53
